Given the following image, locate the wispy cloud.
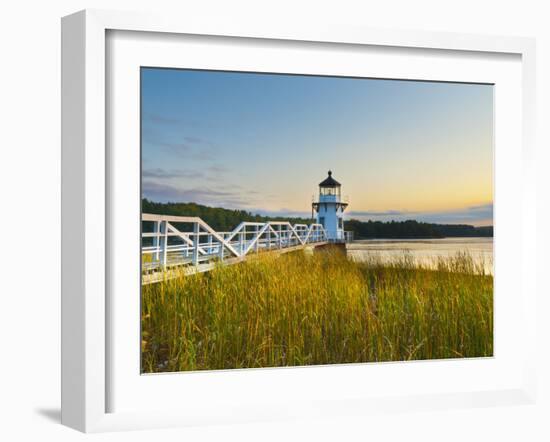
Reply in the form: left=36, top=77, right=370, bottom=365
left=152, top=140, right=213, bottom=161
left=184, top=136, right=203, bottom=144
left=146, top=114, right=182, bottom=125
left=142, top=168, right=204, bottom=180
left=142, top=166, right=231, bottom=184
left=143, top=114, right=217, bottom=161
left=207, top=165, right=229, bottom=174
left=348, top=209, right=406, bottom=217
left=143, top=131, right=218, bottom=162
left=251, top=208, right=312, bottom=219
left=142, top=181, right=257, bottom=208
left=348, top=203, right=493, bottom=226
left=466, top=203, right=494, bottom=214
left=145, top=113, right=204, bottom=128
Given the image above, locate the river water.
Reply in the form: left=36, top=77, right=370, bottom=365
left=347, top=237, right=493, bottom=275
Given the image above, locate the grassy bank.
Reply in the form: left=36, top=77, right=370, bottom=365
left=141, top=249, right=493, bottom=373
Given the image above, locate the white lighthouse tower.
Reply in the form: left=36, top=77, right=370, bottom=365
left=312, top=170, right=348, bottom=241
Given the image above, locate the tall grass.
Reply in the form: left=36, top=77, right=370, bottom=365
left=141, top=248, right=493, bottom=373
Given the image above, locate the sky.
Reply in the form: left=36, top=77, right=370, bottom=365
left=141, top=68, right=493, bottom=226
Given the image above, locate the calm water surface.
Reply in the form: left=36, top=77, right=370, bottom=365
left=347, top=237, right=493, bottom=274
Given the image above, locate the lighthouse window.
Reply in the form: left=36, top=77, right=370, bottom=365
left=319, top=216, right=325, bottom=227
left=320, top=187, right=341, bottom=197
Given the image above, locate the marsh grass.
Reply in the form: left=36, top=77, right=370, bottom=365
left=141, top=248, right=493, bottom=373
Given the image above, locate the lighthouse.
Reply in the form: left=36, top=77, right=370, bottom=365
left=312, top=170, right=348, bottom=241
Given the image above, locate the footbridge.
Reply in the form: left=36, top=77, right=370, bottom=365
left=141, top=213, right=350, bottom=284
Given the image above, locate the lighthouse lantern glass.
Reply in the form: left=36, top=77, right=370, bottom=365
left=320, top=186, right=341, bottom=197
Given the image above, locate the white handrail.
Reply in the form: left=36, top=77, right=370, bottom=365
left=141, top=213, right=329, bottom=271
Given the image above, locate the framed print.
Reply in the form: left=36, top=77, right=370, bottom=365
left=61, top=9, right=537, bottom=432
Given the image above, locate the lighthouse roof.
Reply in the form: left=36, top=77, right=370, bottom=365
left=319, top=170, right=341, bottom=187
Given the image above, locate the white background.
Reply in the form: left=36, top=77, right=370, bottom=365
left=0, top=1, right=548, bottom=441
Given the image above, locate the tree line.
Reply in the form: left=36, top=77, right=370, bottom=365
left=344, top=219, right=492, bottom=239
left=142, top=199, right=493, bottom=238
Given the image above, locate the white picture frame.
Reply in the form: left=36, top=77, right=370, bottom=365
left=61, top=9, right=537, bottom=433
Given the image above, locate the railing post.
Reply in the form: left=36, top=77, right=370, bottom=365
left=278, top=225, right=282, bottom=249
left=289, top=227, right=293, bottom=246
left=192, top=222, right=200, bottom=266
left=254, top=225, right=259, bottom=253
left=240, top=227, right=245, bottom=255
left=161, top=220, right=168, bottom=268
left=208, top=233, right=213, bottom=255
left=153, top=220, right=161, bottom=263
left=219, top=233, right=225, bottom=261
left=266, top=226, right=271, bottom=250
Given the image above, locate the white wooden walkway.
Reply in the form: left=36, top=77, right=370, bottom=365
left=141, top=213, right=331, bottom=284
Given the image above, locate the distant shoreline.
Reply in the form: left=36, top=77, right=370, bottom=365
left=141, top=199, right=493, bottom=239
left=353, top=236, right=493, bottom=241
